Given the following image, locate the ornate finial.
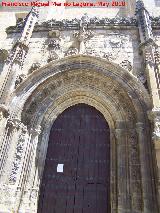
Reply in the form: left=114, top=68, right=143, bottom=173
left=80, top=13, right=90, bottom=30
left=30, top=6, right=39, bottom=18
left=135, top=0, right=145, bottom=13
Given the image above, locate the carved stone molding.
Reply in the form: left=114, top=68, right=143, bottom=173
left=36, top=17, right=138, bottom=29
left=6, top=17, right=138, bottom=34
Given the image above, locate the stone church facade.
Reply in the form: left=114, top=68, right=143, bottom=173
left=0, top=0, right=160, bottom=212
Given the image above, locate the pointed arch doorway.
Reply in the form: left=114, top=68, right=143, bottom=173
left=38, top=103, right=111, bottom=213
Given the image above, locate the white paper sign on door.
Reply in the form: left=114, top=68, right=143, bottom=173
left=57, top=164, right=64, bottom=173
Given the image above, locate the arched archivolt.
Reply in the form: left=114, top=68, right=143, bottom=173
left=8, top=55, right=156, bottom=212
left=10, top=54, right=151, bottom=130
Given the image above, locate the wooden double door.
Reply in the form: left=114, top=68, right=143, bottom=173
left=38, top=104, right=110, bottom=213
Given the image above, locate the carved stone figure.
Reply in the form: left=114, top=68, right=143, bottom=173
left=47, top=39, right=60, bottom=50
left=28, top=63, right=41, bottom=74
left=120, top=60, right=132, bottom=71
left=15, top=74, right=26, bottom=88
left=65, top=47, right=78, bottom=56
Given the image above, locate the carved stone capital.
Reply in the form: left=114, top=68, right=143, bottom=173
left=114, top=128, right=127, bottom=140
left=147, top=108, right=160, bottom=122
left=136, top=122, right=145, bottom=134
left=7, top=118, right=22, bottom=130
left=30, top=126, right=41, bottom=136
left=21, top=123, right=28, bottom=133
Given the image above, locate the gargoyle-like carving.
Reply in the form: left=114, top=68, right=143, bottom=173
left=29, top=63, right=41, bottom=74
left=74, top=29, right=94, bottom=41
left=65, top=47, right=78, bottom=56
left=109, top=38, right=121, bottom=48
left=102, top=52, right=114, bottom=61
left=48, top=39, right=60, bottom=50
left=138, top=73, right=147, bottom=84
left=47, top=51, right=59, bottom=62
left=15, top=74, right=26, bottom=88
left=120, top=60, right=132, bottom=71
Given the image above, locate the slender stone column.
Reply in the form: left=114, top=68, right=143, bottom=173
left=8, top=124, right=28, bottom=185
left=18, top=126, right=41, bottom=212
left=110, top=129, right=117, bottom=213
left=148, top=109, right=160, bottom=209
left=115, top=128, right=131, bottom=213
left=0, top=118, right=24, bottom=212
left=128, top=129, right=143, bottom=213
left=0, top=118, right=21, bottom=179
left=136, top=122, right=159, bottom=213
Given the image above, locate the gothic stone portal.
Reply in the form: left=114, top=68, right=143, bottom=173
left=38, top=103, right=110, bottom=213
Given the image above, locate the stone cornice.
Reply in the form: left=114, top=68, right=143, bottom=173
left=6, top=17, right=138, bottom=34
left=6, top=16, right=160, bottom=34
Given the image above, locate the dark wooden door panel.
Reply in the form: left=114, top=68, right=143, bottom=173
left=38, top=104, right=110, bottom=213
